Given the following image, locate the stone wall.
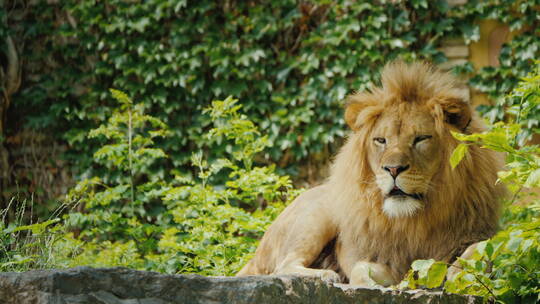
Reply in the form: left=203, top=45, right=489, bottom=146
left=0, top=267, right=481, bottom=304
left=438, top=0, right=515, bottom=108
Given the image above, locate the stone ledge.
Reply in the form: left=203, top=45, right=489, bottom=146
left=0, top=267, right=482, bottom=304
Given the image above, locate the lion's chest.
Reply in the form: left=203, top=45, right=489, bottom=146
left=336, top=222, right=458, bottom=279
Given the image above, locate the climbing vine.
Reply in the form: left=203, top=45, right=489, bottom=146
left=3, top=0, right=539, bottom=214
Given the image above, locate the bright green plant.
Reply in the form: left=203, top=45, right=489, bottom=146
left=0, top=198, right=62, bottom=271
left=64, top=89, right=171, bottom=255
left=51, top=233, right=145, bottom=269
left=149, top=97, right=297, bottom=275
left=399, top=63, right=540, bottom=303
left=450, top=62, right=540, bottom=191
left=55, top=93, right=297, bottom=275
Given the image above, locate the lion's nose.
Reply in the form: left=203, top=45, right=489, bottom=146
left=383, top=165, right=410, bottom=178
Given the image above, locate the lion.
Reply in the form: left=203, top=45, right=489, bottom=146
left=237, top=61, right=507, bottom=286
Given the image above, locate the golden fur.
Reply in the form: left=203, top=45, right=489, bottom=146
left=237, top=61, right=506, bottom=285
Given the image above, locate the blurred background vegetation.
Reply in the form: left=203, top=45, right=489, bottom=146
left=0, top=0, right=539, bottom=302
left=2, top=0, right=538, bottom=214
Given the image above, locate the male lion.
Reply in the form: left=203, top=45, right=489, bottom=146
left=237, top=61, right=506, bottom=286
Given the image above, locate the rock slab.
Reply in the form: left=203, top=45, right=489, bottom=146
left=0, top=267, right=481, bottom=304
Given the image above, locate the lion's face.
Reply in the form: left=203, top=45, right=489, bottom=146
left=367, top=104, right=443, bottom=218
left=344, top=62, right=476, bottom=219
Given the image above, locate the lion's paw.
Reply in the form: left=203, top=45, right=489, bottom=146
left=276, top=266, right=341, bottom=284
left=349, top=261, right=395, bottom=287
left=317, top=269, right=341, bottom=284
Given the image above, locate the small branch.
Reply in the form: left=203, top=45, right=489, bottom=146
left=472, top=273, right=497, bottom=301
left=4, top=35, right=21, bottom=96
left=509, top=185, right=523, bottom=205
left=128, top=106, right=135, bottom=208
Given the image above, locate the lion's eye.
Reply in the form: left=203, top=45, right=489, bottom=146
left=414, top=135, right=432, bottom=145
left=373, top=137, right=386, bottom=144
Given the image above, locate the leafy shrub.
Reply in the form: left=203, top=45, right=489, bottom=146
left=400, top=63, right=540, bottom=303
left=147, top=96, right=298, bottom=275
left=59, top=92, right=297, bottom=275
left=64, top=89, right=171, bottom=253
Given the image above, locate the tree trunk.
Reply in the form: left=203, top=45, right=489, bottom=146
left=0, top=35, right=22, bottom=209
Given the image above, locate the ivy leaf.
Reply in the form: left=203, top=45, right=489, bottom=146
left=460, top=23, right=480, bottom=44
left=131, top=17, right=151, bottom=33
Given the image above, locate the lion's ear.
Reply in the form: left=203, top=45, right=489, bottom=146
left=439, top=98, right=472, bottom=131
left=344, top=93, right=381, bottom=131
left=344, top=101, right=365, bottom=131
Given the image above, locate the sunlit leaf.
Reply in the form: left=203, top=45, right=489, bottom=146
left=450, top=143, right=468, bottom=169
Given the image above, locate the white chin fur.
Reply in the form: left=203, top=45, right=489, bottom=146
left=383, top=196, right=423, bottom=218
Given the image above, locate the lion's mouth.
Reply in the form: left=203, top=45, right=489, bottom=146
left=388, top=186, right=423, bottom=200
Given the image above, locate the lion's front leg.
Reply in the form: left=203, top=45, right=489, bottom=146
left=349, top=261, right=396, bottom=287
left=273, top=213, right=340, bottom=283
left=237, top=186, right=340, bottom=282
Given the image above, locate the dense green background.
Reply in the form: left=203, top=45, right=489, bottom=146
left=2, top=0, right=540, bottom=212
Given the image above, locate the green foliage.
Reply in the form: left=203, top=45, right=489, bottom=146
left=449, top=143, right=468, bottom=169
left=205, top=97, right=269, bottom=171
left=59, top=92, right=296, bottom=275
left=451, top=63, right=540, bottom=192
left=466, top=1, right=540, bottom=138
left=399, top=259, right=448, bottom=289
left=0, top=199, right=63, bottom=271
left=452, top=122, right=539, bottom=192
left=52, top=235, right=145, bottom=269
left=8, top=1, right=540, bottom=214
left=148, top=96, right=297, bottom=275
left=64, top=89, right=171, bottom=250
left=12, top=0, right=472, bottom=188
left=400, top=63, right=540, bottom=303
left=445, top=221, right=540, bottom=303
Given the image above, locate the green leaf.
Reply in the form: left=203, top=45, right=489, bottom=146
left=411, top=259, right=435, bottom=278
left=461, top=23, right=480, bottom=43
left=451, top=131, right=480, bottom=142
left=450, top=144, right=468, bottom=169
left=505, top=237, right=522, bottom=252
left=426, top=262, right=447, bottom=288
left=524, top=169, right=540, bottom=187
left=481, top=132, right=513, bottom=152
left=12, top=218, right=61, bottom=235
